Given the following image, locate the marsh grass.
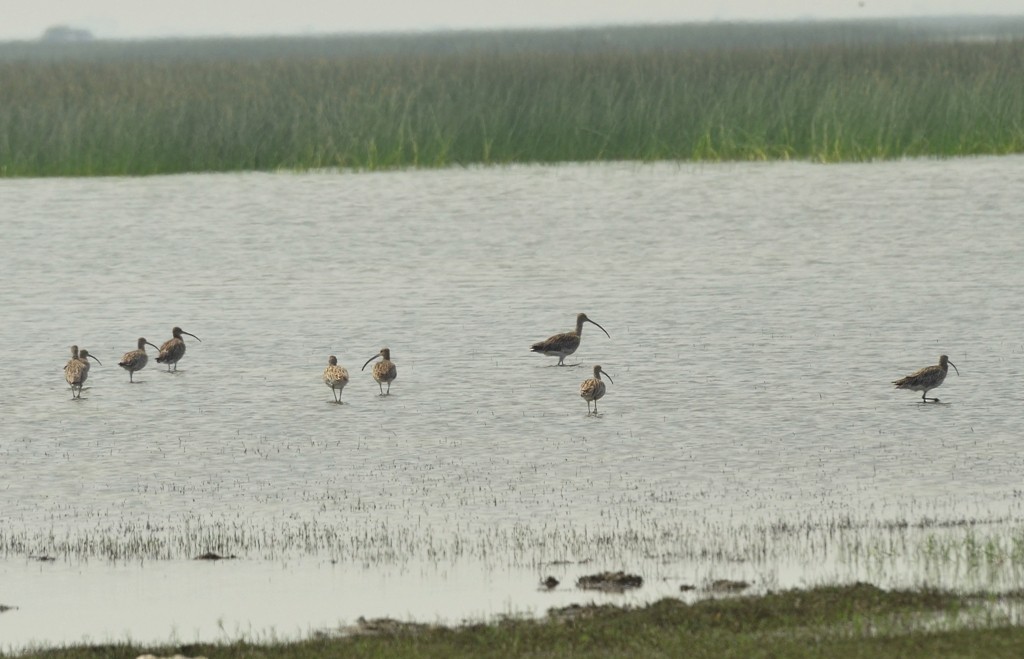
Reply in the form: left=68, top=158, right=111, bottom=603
left=12, top=584, right=1024, bottom=658
left=3, top=514, right=1023, bottom=568
left=3, top=19, right=1024, bottom=176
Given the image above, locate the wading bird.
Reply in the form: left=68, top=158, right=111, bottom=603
left=118, top=337, right=159, bottom=382
left=362, top=348, right=397, bottom=396
left=893, top=355, right=959, bottom=403
left=156, top=327, right=201, bottom=372
left=580, top=364, right=613, bottom=415
left=531, top=313, right=610, bottom=366
left=323, top=355, right=350, bottom=403
left=65, top=347, right=101, bottom=399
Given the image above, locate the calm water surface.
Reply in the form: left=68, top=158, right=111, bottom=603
left=2, top=158, right=1024, bottom=648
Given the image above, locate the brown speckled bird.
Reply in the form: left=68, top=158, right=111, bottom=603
left=323, top=355, right=350, bottom=403
left=893, top=355, right=959, bottom=403
left=531, top=313, right=610, bottom=366
left=156, top=326, right=201, bottom=372
left=65, top=347, right=101, bottom=399
left=118, top=337, right=159, bottom=382
left=580, top=364, right=613, bottom=415
left=362, top=347, right=397, bottom=396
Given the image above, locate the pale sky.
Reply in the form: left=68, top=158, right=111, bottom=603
left=3, top=0, right=1023, bottom=41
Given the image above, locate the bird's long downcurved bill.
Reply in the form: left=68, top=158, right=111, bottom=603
left=145, top=341, right=160, bottom=351
left=587, top=318, right=611, bottom=339
left=85, top=354, right=102, bottom=365
left=949, top=361, right=959, bottom=376
left=182, top=331, right=201, bottom=342
left=601, top=369, right=614, bottom=384
left=361, top=354, right=380, bottom=371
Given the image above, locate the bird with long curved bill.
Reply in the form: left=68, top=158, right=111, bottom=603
left=531, top=313, right=610, bottom=366
left=362, top=347, right=397, bottom=395
left=118, top=337, right=160, bottom=382
left=65, top=347, right=101, bottom=399
left=156, top=326, right=201, bottom=372
left=893, top=355, right=959, bottom=403
left=580, top=364, right=613, bottom=415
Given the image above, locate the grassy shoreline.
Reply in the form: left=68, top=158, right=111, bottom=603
left=10, top=583, right=1024, bottom=658
left=3, top=19, right=1024, bottom=177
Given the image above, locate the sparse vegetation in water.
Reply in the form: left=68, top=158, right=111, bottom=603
left=707, top=578, right=751, bottom=592
left=577, top=570, right=644, bottom=591
left=2, top=18, right=1024, bottom=177
left=11, top=584, right=1024, bottom=658
left=193, top=551, right=237, bottom=560
left=3, top=512, right=1024, bottom=592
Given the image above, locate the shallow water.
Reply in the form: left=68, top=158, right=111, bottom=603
left=2, top=158, right=1024, bottom=649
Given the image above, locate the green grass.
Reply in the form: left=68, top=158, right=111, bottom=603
left=10, top=583, right=1024, bottom=658
left=2, top=19, right=1024, bottom=176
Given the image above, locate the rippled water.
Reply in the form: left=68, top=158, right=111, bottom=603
left=2, top=158, right=1024, bottom=648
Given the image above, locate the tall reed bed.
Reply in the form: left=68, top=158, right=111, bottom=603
left=2, top=22, right=1024, bottom=176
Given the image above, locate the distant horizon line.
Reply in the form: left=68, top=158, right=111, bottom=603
left=6, top=12, right=1024, bottom=44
